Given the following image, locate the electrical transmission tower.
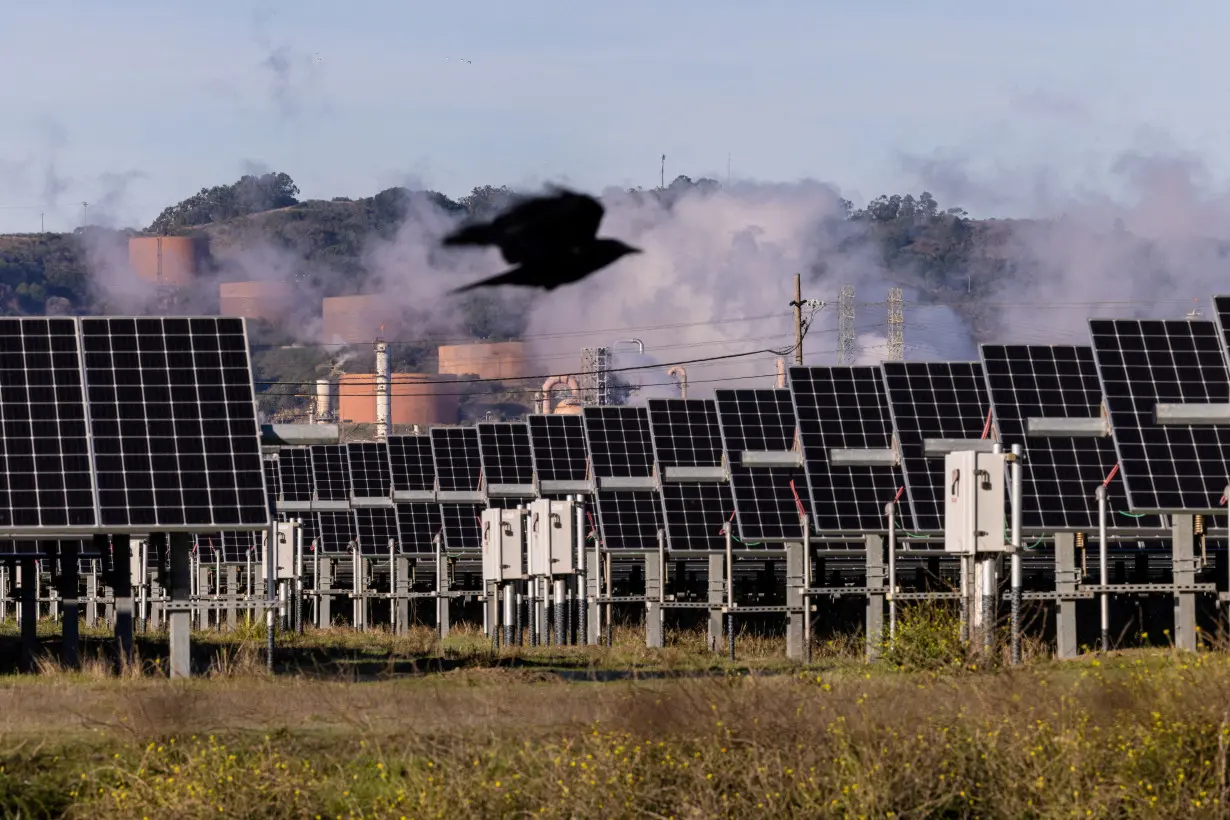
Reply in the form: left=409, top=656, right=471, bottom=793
left=837, top=283, right=856, bottom=365
left=887, top=287, right=904, bottom=360
left=580, top=347, right=612, bottom=405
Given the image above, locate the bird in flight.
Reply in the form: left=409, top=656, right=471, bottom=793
left=442, top=188, right=641, bottom=294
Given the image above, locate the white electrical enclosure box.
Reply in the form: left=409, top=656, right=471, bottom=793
left=943, top=450, right=1007, bottom=555
left=481, top=508, right=525, bottom=583
left=261, top=521, right=299, bottom=580
left=528, top=499, right=576, bottom=576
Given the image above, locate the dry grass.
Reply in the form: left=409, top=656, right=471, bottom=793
left=0, top=653, right=1228, bottom=817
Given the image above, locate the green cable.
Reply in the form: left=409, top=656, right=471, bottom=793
left=1116, top=510, right=1147, bottom=518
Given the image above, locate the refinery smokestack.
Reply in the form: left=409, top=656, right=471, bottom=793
left=374, top=339, right=390, bottom=441
left=315, top=378, right=333, bottom=423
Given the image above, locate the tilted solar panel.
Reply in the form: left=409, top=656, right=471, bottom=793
left=477, top=422, right=534, bottom=486
left=79, top=316, right=268, bottom=530
left=881, top=361, right=990, bottom=532
left=714, top=388, right=808, bottom=542
left=387, top=434, right=435, bottom=493
left=1090, top=318, right=1230, bottom=513
left=347, top=442, right=392, bottom=500
left=527, top=413, right=589, bottom=483
left=648, top=398, right=729, bottom=552
left=430, top=427, right=482, bottom=492
left=789, top=366, right=902, bottom=533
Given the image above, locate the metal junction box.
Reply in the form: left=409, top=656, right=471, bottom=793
left=262, top=521, right=298, bottom=581
left=943, top=450, right=1006, bottom=555
left=528, top=499, right=576, bottom=576
left=482, top=508, right=525, bottom=583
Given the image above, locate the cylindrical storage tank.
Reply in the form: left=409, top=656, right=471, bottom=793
left=128, top=236, right=203, bottom=286
left=554, top=399, right=584, bottom=416
left=315, top=379, right=333, bottom=420
left=335, top=373, right=460, bottom=427
left=437, top=341, right=528, bottom=381
left=219, top=281, right=297, bottom=322
left=321, top=295, right=399, bottom=346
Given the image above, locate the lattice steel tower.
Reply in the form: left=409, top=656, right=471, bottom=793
left=580, top=347, right=612, bottom=405
left=887, top=286, right=904, bottom=360
left=837, top=283, right=856, bottom=365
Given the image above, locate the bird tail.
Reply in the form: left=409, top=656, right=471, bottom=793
left=442, top=223, right=497, bottom=247
left=449, top=266, right=528, bottom=294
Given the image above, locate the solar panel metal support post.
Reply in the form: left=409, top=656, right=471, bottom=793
left=1009, top=445, right=1023, bottom=666
left=295, top=522, right=305, bottom=635
left=1172, top=515, right=1198, bottom=653
left=435, top=534, right=451, bottom=640
left=865, top=534, right=885, bottom=661
left=1054, top=533, right=1079, bottom=659
left=645, top=531, right=664, bottom=649
left=503, top=582, right=516, bottom=648
left=58, top=540, right=80, bottom=669
left=724, top=523, right=735, bottom=661
left=708, top=555, right=724, bottom=652
left=266, top=519, right=277, bottom=673
left=167, top=532, right=193, bottom=679
left=785, top=536, right=805, bottom=661
left=886, top=501, right=898, bottom=645
left=575, top=497, right=589, bottom=645
left=555, top=575, right=567, bottom=647
left=1096, top=485, right=1110, bottom=653
left=18, top=558, right=36, bottom=672
left=802, top=517, right=812, bottom=664
left=110, top=534, right=135, bottom=669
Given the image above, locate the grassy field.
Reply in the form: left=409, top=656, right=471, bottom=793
left=1, top=613, right=1228, bottom=818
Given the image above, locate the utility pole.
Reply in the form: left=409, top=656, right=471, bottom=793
left=837, top=283, right=856, bottom=365
left=792, top=273, right=804, bottom=365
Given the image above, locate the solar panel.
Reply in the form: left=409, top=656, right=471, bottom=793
left=263, top=459, right=280, bottom=511
left=79, top=316, right=268, bottom=530
left=396, top=502, right=442, bottom=552
left=476, top=422, right=534, bottom=486
left=881, top=361, right=991, bottom=532
left=527, top=414, right=589, bottom=483
left=310, top=444, right=351, bottom=502
left=430, top=427, right=482, bottom=492
left=980, top=344, right=1161, bottom=531
left=714, top=388, right=808, bottom=542
left=316, top=510, right=355, bottom=553
left=789, top=366, right=902, bottom=533
left=647, top=398, right=729, bottom=552
left=1090, top=319, right=1230, bottom=513
left=387, top=434, right=435, bottom=493
left=277, top=449, right=313, bottom=502
left=583, top=406, right=661, bottom=550
left=439, top=502, right=482, bottom=551
left=284, top=512, right=319, bottom=550
left=583, top=406, right=655, bottom=478
left=347, top=442, right=392, bottom=500
left=0, top=317, right=96, bottom=531
left=354, top=507, right=399, bottom=555
left=194, top=531, right=255, bottom=563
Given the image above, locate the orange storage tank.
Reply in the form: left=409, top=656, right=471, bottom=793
left=128, top=236, right=203, bottom=286
left=321, top=295, right=400, bottom=345
left=437, top=341, right=528, bottom=381
left=219, top=281, right=296, bottom=322
left=335, top=373, right=461, bottom=426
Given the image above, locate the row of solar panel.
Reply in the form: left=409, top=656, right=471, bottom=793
left=261, top=314, right=1230, bottom=556
left=4, top=311, right=1230, bottom=552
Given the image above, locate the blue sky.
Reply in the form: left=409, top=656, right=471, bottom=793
left=0, top=0, right=1224, bottom=232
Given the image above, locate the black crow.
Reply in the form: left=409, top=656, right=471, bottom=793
left=443, top=188, right=641, bottom=293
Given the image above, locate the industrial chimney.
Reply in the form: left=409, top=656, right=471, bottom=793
left=374, top=340, right=390, bottom=441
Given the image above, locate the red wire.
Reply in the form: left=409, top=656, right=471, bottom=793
left=893, top=486, right=905, bottom=503
left=788, top=480, right=806, bottom=520
left=1102, top=463, right=1119, bottom=488
left=980, top=408, right=993, bottom=440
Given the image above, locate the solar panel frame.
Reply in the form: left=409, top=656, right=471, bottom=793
left=647, top=398, right=730, bottom=552
left=527, top=413, right=590, bottom=484
left=79, top=316, right=269, bottom=532
left=1090, top=318, right=1230, bottom=514
left=277, top=449, right=314, bottom=503
left=0, top=317, right=98, bottom=534
left=387, top=434, right=436, bottom=493
left=430, top=427, right=483, bottom=493
left=713, top=388, right=809, bottom=543
left=592, top=489, right=665, bottom=551
left=980, top=344, right=1163, bottom=532
left=583, top=406, right=662, bottom=550
left=789, top=366, right=903, bottom=534
left=316, top=510, right=356, bottom=554
left=346, top=442, right=392, bottom=500
left=353, top=507, right=399, bottom=555
left=439, top=502, right=483, bottom=552
left=310, top=444, right=351, bottom=502
left=476, top=421, right=535, bottom=488
left=395, top=502, right=443, bottom=553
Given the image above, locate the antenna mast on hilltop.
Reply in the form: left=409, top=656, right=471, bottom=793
left=660, top=154, right=665, bottom=189
left=837, top=284, right=856, bottom=365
